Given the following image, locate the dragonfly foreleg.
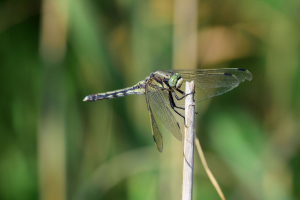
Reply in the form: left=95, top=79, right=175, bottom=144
left=168, top=91, right=185, bottom=119
left=173, top=88, right=195, bottom=101
left=172, top=89, right=186, bottom=101
left=172, top=90, right=198, bottom=115
left=173, top=89, right=196, bottom=103
left=168, top=92, right=189, bottom=128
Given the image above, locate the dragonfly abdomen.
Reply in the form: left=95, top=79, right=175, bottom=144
left=83, top=84, right=145, bottom=101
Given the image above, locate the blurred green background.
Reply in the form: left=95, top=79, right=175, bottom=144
left=1, top=0, right=300, bottom=200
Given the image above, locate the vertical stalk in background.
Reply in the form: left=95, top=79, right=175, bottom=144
left=182, top=81, right=195, bottom=200
left=39, top=0, right=69, bottom=200
left=173, top=0, right=198, bottom=70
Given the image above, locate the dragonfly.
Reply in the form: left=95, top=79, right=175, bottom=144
left=83, top=68, right=252, bottom=152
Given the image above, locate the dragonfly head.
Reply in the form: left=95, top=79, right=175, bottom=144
left=169, top=73, right=183, bottom=89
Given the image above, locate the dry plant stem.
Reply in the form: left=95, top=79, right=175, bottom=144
left=39, top=0, right=68, bottom=200
left=182, top=81, right=195, bottom=200
left=195, top=136, right=226, bottom=200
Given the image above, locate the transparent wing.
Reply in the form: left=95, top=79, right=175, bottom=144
left=171, top=68, right=252, bottom=82
left=168, top=68, right=252, bottom=104
left=146, top=83, right=182, bottom=142
left=145, top=87, right=163, bottom=152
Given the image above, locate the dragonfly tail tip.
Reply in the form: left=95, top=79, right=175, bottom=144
left=83, top=96, right=89, bottom=101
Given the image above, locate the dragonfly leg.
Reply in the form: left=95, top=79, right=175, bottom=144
left=172, top=89, right=186, bottom=100
left=168, top=91, right=185, bottom=119
left=172, top=90, right=198, bottom=114
left=173, top=102, right=185, bottom=110
left=173, top=89, right=195, bottom=101
left=167, top=91, right=189, bottom=127
left=178, top=88, right=196, bottom=96
left=176, top=88, right=185, bottom=94
left=168, top=90, right=196, bottom=125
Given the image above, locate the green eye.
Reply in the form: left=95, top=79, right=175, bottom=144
left=169, top=75, right=178, bottom=87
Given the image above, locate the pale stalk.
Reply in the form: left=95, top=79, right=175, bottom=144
left=182, top=81, right=195, bottom=200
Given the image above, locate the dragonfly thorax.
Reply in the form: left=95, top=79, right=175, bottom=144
left=169, top=73, right=183, bottom=89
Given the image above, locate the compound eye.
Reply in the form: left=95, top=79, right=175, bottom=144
left=169, top=75, right=178, bottom=87
left=175, top=73, right=181, bottom=77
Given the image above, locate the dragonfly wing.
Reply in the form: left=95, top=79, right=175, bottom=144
left=172, top=68, right=252, bottom=82
left=145, top=88, right=163, bottom=152
left=171, top=68, right=252, bottom=103
left=146, top=84, right=182, bottom=141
